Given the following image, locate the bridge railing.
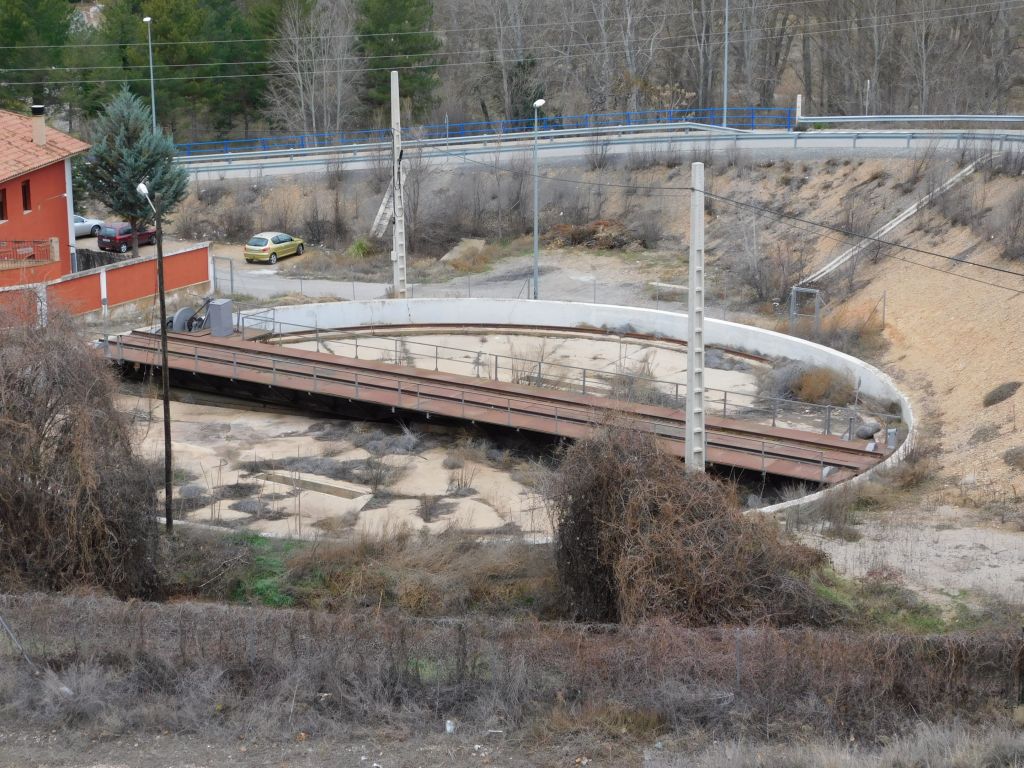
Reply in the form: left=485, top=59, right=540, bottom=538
left=105, top=332, right=835, bottom=480
left=237, top=315, right=897, bottom=442
left=175, top=106, right=795, bottom=157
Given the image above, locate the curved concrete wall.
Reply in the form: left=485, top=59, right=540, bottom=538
left=241, top=299, right=914, bottom=510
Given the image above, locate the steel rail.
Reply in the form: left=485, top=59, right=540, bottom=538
left=129, top=329, right=886, bottom=461
left=107, top=331, right=882, bottom=481
left=268, top=326, right=895, bottom=439
left=129, top=329, right=882, bottom=455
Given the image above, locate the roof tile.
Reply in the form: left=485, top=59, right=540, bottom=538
left=0, top=109, right=90, bottom=184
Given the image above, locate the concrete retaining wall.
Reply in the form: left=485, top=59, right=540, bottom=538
left=241, top=298, right=914, bottom=509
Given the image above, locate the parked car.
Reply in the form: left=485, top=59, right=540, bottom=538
left=97, top=221, right=156, bottom=253
left=244, top=231, right=305, bottom=264
left=73, top=214, right=103, bottom=238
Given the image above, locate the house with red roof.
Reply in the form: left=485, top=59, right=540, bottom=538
left=0, top=106, right=90, bottom=288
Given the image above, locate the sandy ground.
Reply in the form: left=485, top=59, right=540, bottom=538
left=132, top=395, right=548, bottom=540
left=799, top=170, right=1024, bottom=605
left=128, top=327, right=761, bottom=543
left=813, top=504, right=1024, bottom=605
left=291, top=329, right=763, bottom=407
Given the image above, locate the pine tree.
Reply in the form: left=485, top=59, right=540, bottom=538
left=83, top=87, right=189, bottom=258
left=356, top=0, right=441, bottom=118
left=0, top=0, right=72, bottom=107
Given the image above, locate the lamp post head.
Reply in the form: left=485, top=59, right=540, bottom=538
left=136, top=182, right=150, bottom=198
left=532, top=98, right=546, bottom=109
left=143, top=16, right=152, bottom=23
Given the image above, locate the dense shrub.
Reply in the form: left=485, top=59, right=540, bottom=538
left=0, top=312, right=161, bottom=598
left=547, top=427, right=838, bottom=626
left=983, top=381, right=1021, bottom=407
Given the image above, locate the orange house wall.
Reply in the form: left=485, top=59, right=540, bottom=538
left=161, top=246, right=210, bottom=291
left=47, top=272, right=101, bottom=314
left=0, top=260, right=63, bottom=288
left=0, top=162, right=72, bottom=277
left=105, top=260, right=156, bottom=307
left=45, top=245, right=209, bottom=316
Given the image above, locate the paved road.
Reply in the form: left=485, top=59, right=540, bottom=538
left=211, top=257, right=388, bottom=300
left=183, top=127, right=1024, bottom=182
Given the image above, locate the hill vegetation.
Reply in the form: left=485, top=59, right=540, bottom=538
left=2, top=0, right=1021, bottom=141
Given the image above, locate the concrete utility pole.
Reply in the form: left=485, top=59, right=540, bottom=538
left=722, top=0, right=729, bottom=127
left=685, top=162, right=706, bottom=472
left=532, top=97, right=546, bottom=300
left=390, top=70, right=407, bottom=298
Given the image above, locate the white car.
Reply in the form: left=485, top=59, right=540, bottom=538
left=73, top=214, right=103, bottom=238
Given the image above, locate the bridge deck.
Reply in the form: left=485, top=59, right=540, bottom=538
left=105, top=331, right=886, bottom=485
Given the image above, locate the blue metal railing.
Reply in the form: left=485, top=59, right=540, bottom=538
left=175, top=106, right=795, bottom=157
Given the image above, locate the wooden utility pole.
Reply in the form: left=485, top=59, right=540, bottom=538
left=154, top=195, right=173, bottom=530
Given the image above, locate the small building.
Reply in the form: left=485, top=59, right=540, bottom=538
left=0, top=106, right=89, bottom=288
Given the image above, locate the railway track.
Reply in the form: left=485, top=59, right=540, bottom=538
left=104, top=330, right=886, bottom=485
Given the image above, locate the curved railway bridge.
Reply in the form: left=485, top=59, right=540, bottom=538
left=104, top=330, right=886, bottom=486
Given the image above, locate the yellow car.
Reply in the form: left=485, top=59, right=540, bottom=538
left=244, top=231, right=305, bottom=264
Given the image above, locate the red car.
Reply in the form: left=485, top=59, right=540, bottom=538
left=97, top=221, right=157, bottom=253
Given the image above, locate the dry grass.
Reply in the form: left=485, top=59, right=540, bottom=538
left=783, top=301, right=888, bottom=359
left=883, top=441, right=939, bottom=489
left=1004, top=446, right=1024, bottom=472
left=164, top=526, right=559, bottom=618
left=0, top=592, right=1019, bottom=743
left=686, top=725, right=1024, bottom=768
left=760, top=362, right=855, bottom=406
left=447, top=247, right=493, bottom=273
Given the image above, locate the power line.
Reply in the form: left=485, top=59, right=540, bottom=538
left=2, top=0, right=1019, bottom=86
left=431, top=145, right=1024, bottom=293
left=704, top=191, right=1024, bottom=283
left=0, top=0, right=866, bottom=51
left=717, top=194, right=1024, bottom=294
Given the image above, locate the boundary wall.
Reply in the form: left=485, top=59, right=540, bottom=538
left=240, top=298, right=914, bottom=511
left=0, top=243, right=210, bottom=322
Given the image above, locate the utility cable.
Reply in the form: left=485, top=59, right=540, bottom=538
left=0, top=0, right=981, bottom=51
left=3, top=0, right=1018, bottom=70
left=4, top=0, right=1020, bottom=87
left=430, top=144, right=1024, bottom=292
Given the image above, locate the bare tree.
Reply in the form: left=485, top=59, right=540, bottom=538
left=269, top=0, right=361, bottom=136
left=429, top=0, right=1022, bottom=121
left=733, top=0, right=795, bottom=106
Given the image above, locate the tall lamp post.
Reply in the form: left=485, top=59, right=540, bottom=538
left=137, top=181, right=173, bottom=532
left=531, top=97, right=546, bottom=300
left=143, top=16, right=156, bottom=131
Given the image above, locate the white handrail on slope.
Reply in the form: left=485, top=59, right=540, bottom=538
left=798, top=154, right=991, bottom=286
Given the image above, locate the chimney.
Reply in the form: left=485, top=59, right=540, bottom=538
left=31, top=104, right=46, bottom=147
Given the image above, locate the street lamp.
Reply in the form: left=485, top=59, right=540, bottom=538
left=532, top=97, right=545, bottom=300
left=143, top=16, right=156, bottom=131
left=137, top=181, right=173, bottom=532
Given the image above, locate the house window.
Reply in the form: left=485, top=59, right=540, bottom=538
left=0, top=188, right=6, bottom=221
left=21, top=180, right=31, bottom=212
